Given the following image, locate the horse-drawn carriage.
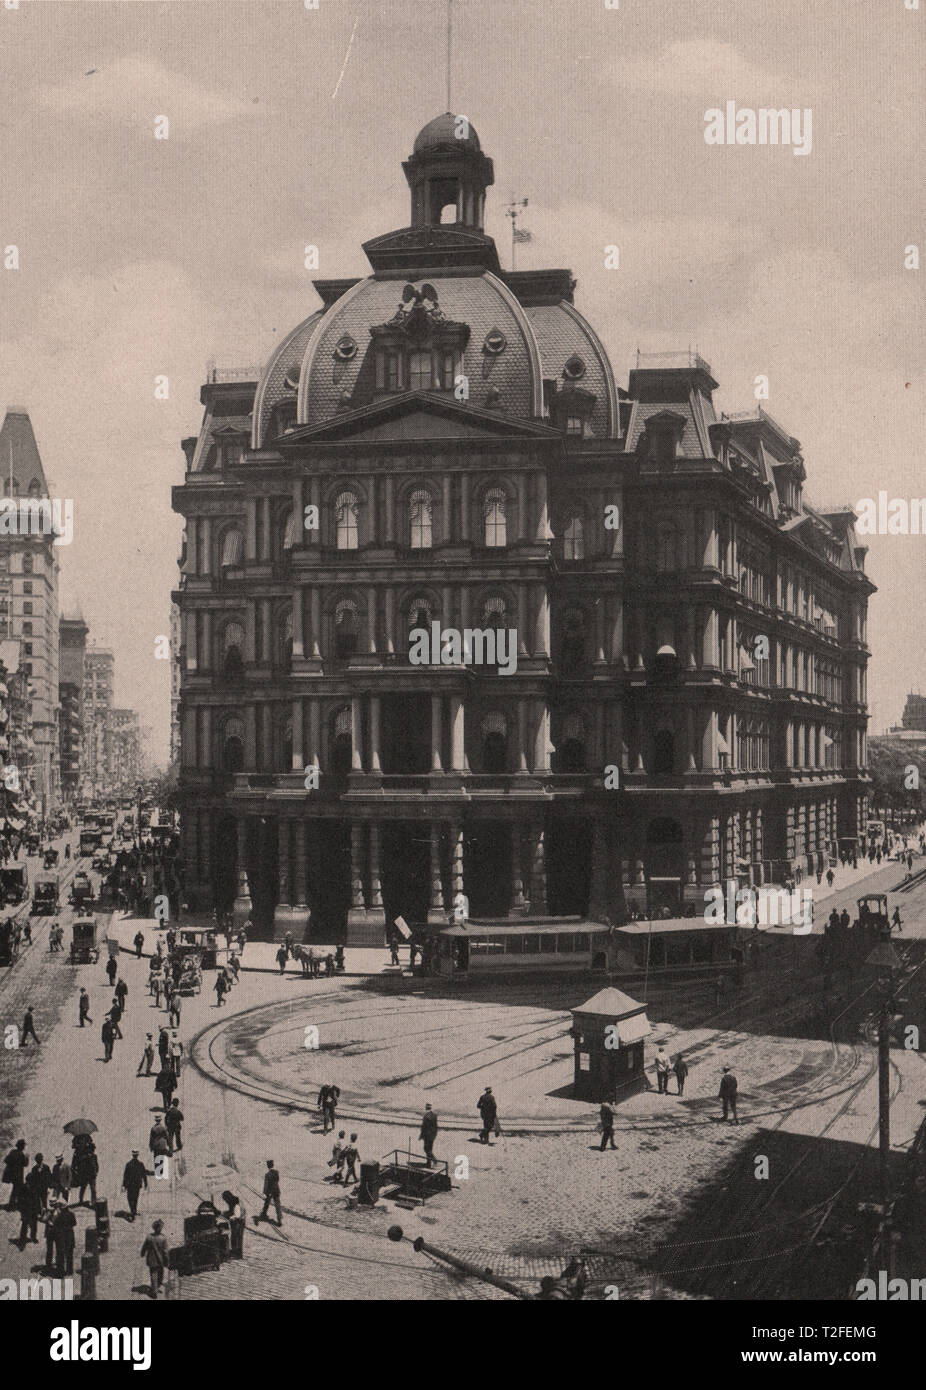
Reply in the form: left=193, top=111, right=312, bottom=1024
left=0, top=864, right=28, bottom=907
left=69, top=871, right=95, bottom=912
left=43, top=847, right=59, bottom=869
left=0, top=919, right=20, bottom=966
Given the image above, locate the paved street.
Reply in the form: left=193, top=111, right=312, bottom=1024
left=1, top=837, right=924, bottom=1300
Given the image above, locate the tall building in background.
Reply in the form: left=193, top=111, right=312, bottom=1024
left=0, top=409, right=61, bottom=814
left=169, top=600, right=182, bottom=768
left=59, top=605, right=88, bottom=802
left=82, top=645, right=114, bottom=797
left=110, top=707, right=140, bottom=789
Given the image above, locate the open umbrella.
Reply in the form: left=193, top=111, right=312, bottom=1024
left=63, top=1118, right=98, bottom=1137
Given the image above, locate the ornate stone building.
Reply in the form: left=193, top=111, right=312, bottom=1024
left=173, top=113, right=873, bottom=941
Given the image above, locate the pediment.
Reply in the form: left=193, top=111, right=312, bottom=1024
left=279, top=391, right=557, bottom=445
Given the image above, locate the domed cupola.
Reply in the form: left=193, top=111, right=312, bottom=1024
left=403, top=112, right=494, bottom=230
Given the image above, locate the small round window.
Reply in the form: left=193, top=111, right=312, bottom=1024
left=334, top=335, right=358, bottom=361
left=483, top=329, right=507, bottom=356
left=283, top=371, right=300, bottom=392
left=563, top=354, right=586, bottom=380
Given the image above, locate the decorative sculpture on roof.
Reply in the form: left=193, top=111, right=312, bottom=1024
left=391, top=282, right=446, bottom=335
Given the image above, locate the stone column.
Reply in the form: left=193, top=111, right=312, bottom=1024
left=185, top=611, right=198, bottom=673
left=534, top=470, right=550, bottom=543
left=687, top=707, right=697, bottom=772
left=292, top=475, right=304, bottom=542
left=516, top=474, right=527, bottom=542
left=431, top=695, right=443, bottom=772
left=511, top=826, right=527, bottom=913
left=533, top=700, right=551, bottom=773
left=292, top=699, right=304, bottom=771
left=201, top=518, right=212, bottom=576
left=450, top=824, right=465, bottom=916
left=201, top=706, right=212, bottom=770
left=701, top=709, right=717, bottom=771
left=261, top=598, right=272, bottom=663
left=307, top=476, right=320, bottom=546
left=187, top=521, right=198, bottom=576
left=385, top=476, right=395, bottom=544
left=442, top=474, right=452, bottom=542
left=293, top=822, right=307, bottom=910
left=702, top=608, right=719, bottom=668
left=517, top=585, right=529, bottom=658
left=427, top=824, right=445, bottom=923
left=232, top=817, right=251, bottom=927
left=260, top=498, right=271, bottom=561
left=460, top=475, right=470, bottom=542
left=370, top=696, right=382, bottom=773
left=293, top=586, right=304, bottom=658
left=310, top=588, right=321, bottom=659
left=533, top=589, right=551, bottom=660
left=245, top=602, right=256, bottom=664
left=450, top=696, right=466, bottom=772
left=349, top=823, right=367, bottom=914
left=610, top=596, right=624, bottom=664
left=595, top=600, right=606, bottom=664
left=260, top=704, right=273, bottom=771
left=277, top=820, right=291, bottom=906
left=384, top=588, right=395, bottom=655
left=244, top=705, right=257, bottom=768
left=351, top=697, right=363, bottom=771
left=309, top=700, right=321, bottom=770
left=246, top=499, right=258, bottom=561
left=368, top=823, right=385, bottom=922
left=529, top=824, right=548, bottom=914
left=200, top=610, right=212, bottom=673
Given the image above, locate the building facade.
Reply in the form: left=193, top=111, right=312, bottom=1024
left=173, top=114, right=874, bottom=941
left=81, top=646, right=114, bottom=797
left=59, top=606, right=88, bottom=802
left=0, top=409, right=61, bottom=814
left=110, top=707, right=141, bottom=790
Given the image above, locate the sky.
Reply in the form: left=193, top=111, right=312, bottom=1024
left=0, top=0, right=923, bottom=760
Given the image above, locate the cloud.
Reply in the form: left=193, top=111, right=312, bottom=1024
left=618, top=40, right=815, bottom=102
left=38, top=56, right=257, bottom=138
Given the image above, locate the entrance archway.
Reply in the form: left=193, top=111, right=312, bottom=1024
left=465, top=823, right=511, bottom=918
left=380, top=823, right=431, bottom=930
left=644, top=817, right=685, bottom=917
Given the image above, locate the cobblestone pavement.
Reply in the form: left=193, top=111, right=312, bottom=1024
left=1, top=841, right=924, bottom=1300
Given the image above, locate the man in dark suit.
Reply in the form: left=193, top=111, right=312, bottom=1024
left=719, top=1066, right=738, bottom=1123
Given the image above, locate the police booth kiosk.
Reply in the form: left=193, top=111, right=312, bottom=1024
left=570, top=988, right=651, bottom=1103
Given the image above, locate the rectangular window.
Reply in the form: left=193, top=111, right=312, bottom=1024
left=22, top=622, right=31, bottom=635
left=409, top=351, right=433, bottom=391
left=23, top=601, right=32, bottom=615
left=24, top=643, right=32, bottom=656
left=565, top=416, right=583, bottom=435
left=23, top=582, right=32, bottom=595
left=375, top=352, right=385, bottom=390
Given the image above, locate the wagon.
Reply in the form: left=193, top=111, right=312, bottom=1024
left=70, top=916, right=100, bottom=965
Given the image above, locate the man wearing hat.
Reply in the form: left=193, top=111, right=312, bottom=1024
left=256, top=1159, right=282, bottom=1226
left=137, top=1034, right=155, bottom=1078
left=122, top=1149, right=148, bottom=1221
left=51, top=1154, right=71, bottom=1204
left=476, top=1086, right=497, bottom=1145
left=54, top=1199, right=77, bottom=1275
left=43, top=1200, right=61, bottom=1272
left=719, top=1066, right=739, bottom=1124
left=140, top=1218, right=169, bottom=1298
left=419, top=1104, right=438, bottom=1167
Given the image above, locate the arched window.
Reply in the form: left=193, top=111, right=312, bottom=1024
left=407, top=595, right=433, bottom=635
left=563, top=515, right=585, bottom=560
left=409, top=490, right=433, bottom=549
left=480, top=596, right=507, bottom=674
left=222, top=622, right=245, bottom=678
left=335, top=491, right=359, bottom=550
left=559, top=713, right=586, bottom=773
left=334, top=599, right=359, bottom=659
left=484, top=489, right=507, bottom=548
left=481, top=713, right=508, bottom=774
left=332, top=706, right=352, bottom=776
left=222, top=716, right=244, bottom=773
left=279, top=609, right=293, bottom=668
left=653, top=729, right=674, bottom=776
left=27, top=479, right=41, bottom=498
left=561, top=607, right=585, bottom=673
left=221, top=529, right=244, bottom=569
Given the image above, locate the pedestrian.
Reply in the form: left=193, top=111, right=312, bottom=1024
left=18, top=1156, right=48, bottom=1246
left=826, top=868, right=834, bottom=889
left=674, top=1053, right=689, bottom=1096
left=140, top=1219, right=169, bottom=1299
left=169, top=1031, right=183, bottom=1078
left=137, top=1033, right=155, bottom=1077
left=106, top=955, right=118, bottom=988
left=43, top=1201, right=60, bottom=1272
left=134, top=930, right=145, bottom=959
left=719, top=1065, right=738, bottom=1124
left=148, top=1118, right=170, bottom=1161
left=152, top=970, right=163, bottom=1008
left=53, top=1201, right=76, bottom=1276
left=327, top=1131, right=347, bottom=1183
left=51, top=1153, right=71, bottom=1203
left=154, top=1064, right=177, bottom=1111
left=115, top=976, right=128, bottom=1012
left=598, top=1101, right=616, bottom=1151
left=158, top=1026, right=170, bottom=1067
left=325, top=951, right=334, bottom=976
left=214, top=972, right=227, bottom=1007
left=164, top=1099, right=184, bottom=1153
left=168, top=990, right=181, bottom=1029
left=343, top=1134, right=360, bottom=1184
left=256, top=1160, right=282, bottom=1226
left=221, top=1191, right=245, bottom=1258
left=892, top=907, right=903, bottom=933
left=78, top=987, right=92, bottom=1027
left=420, top=1104, right=438, bottom=1166
left=20, top=1004, right=39, bottom=1047
left=122, top=1150, right=148, bottom=1221
left=284, top=930, right=293, bottom=959
left=72, top=1138, right=98, bottom=1207
left=655, top=1046, right=670, bottom=1094
left=275, top=944, right=287, bottom=976
left=101, top=1017, right=115, bottom=1063
left=108, top=999, right=123, bottom=1040
left=3, top=1139, right=28, bottom=1210
left=318, top=1082, right=340, bottom=1134
left=228, top=952, right=240, bottom=982
left=476, top=1086, right=498, bottom=1145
